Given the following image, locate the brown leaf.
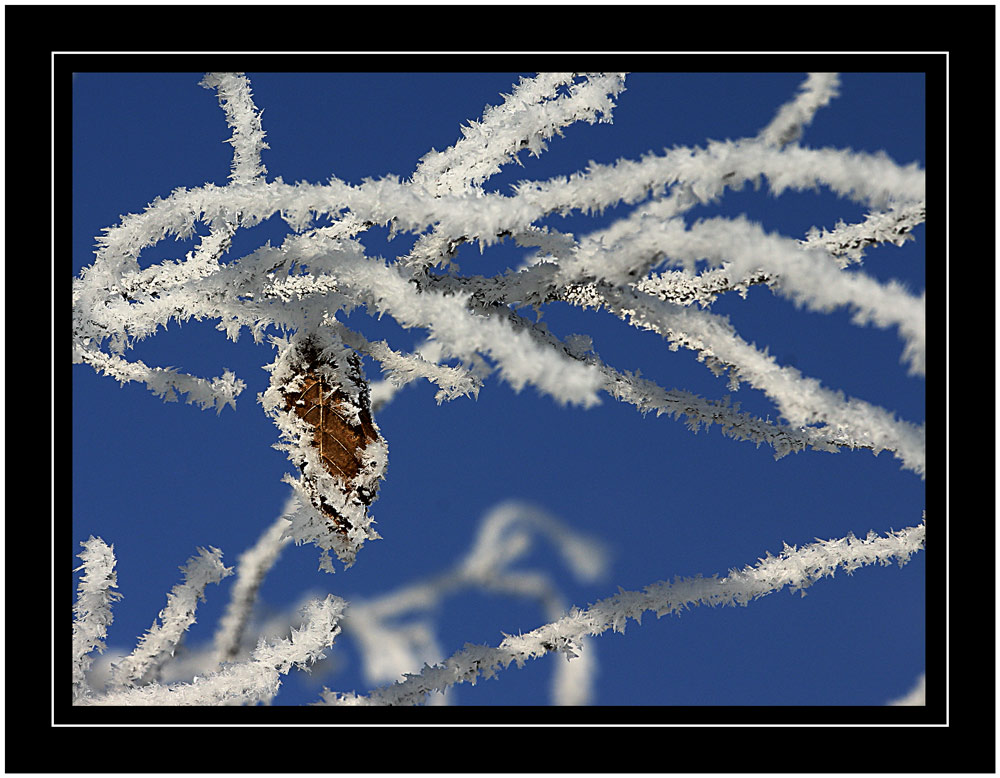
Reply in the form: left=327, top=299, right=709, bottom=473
left=278, top=337, right=386, bottom=537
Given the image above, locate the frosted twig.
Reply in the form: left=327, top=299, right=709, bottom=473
left=757, top=72, right=841, bottom=148
left=80, top=596, right=346, bottom=706
left=411, top=72, right=626, bottom=196
left=800, top=202, right=926, bottom=267
left=107, top=547, right=232, bottom=690
left=72, top=344, right=245, bottom=413
left=322, top=519, right=925, bottom=705
left=199, top=71, right=269, bottom=185
left=72, top=537, right=122, bottom=702
left=73, top=71, right=924, bottom=605
left=213, top=512, right=293, bottom=664
left=561, top=280, right=926, bottom=475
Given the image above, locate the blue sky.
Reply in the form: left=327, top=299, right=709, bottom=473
left=72, top=70, right=927, bottom=710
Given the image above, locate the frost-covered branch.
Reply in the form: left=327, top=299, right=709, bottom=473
left=79, top=595, right=346, bottom=706
left=323, top=518, right=925, bottom=706
left=562, top=279, right=926, bottom=475
left=72, top=537, right=122, bottom=703
left=72, top=71, right=925, bottom=707
left=73, top=71, right=924, bottom=572
left=330, top=323, right=483, bottom=406
left=212, top=511, right=292, bottom=665
left=335, top=501, right=607, bottom=705
left=199, top=72, right=269, bottom=185
left=799, top=202, right=926, bottom=267
left=107, top=547, right=232, bottom=690
left=420, top=256, right=920, bottom=469
left=411, top=72, right=626, bottom=197
left=509, top=139, right=923, bottom=226
left=71, top=501, right=607, bottom=706
left=757, top=71, right=841, bottom=148
left=73, top=343, right=246, bottom=413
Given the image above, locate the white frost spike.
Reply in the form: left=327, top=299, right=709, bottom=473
left=261, top=330, right=388, bottom=568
